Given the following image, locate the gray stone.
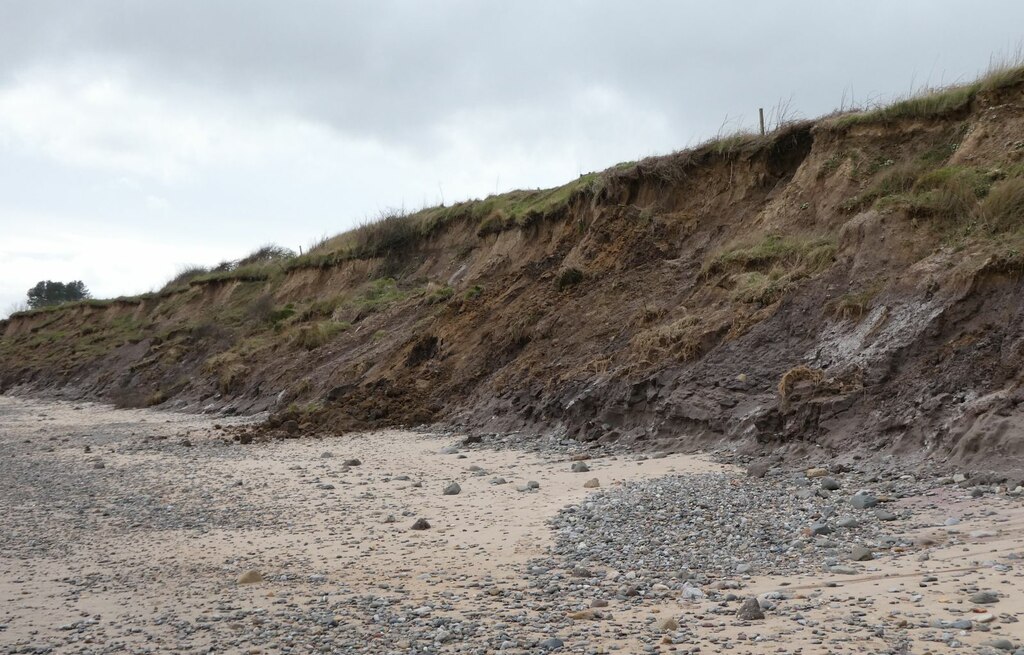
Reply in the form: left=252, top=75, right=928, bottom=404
left=539, top=637, right=564, bottom=651
left=850, top=546, right=874, bottom=561
left=970, top=591, right=1000, bottom=604
left=736, top=597, right=765, bottom=621
left=820, top=477, right=841, bottom=491
left=571, top=461, right=590, bottom=473
left=443, top=481, right=461, bottom=496
left=850, top=493, right=878, bottom=509
left=984, top=639, right=1015, bottom=651
left=410, top=518, right=431, bottom=530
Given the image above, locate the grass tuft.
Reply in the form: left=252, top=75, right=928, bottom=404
left=778, top=365, right=824, bottom=398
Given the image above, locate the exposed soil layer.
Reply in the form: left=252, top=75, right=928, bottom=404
left=4, top=80, right=1024, bottom=475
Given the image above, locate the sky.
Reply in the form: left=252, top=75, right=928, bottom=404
left=1, top=1, right=1023, bottom=315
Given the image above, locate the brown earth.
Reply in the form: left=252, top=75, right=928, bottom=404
left=3, top=76, right=1024, bottom=476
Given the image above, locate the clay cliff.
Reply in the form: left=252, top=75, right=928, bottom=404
left=4, top=67, right=1024, bottom=472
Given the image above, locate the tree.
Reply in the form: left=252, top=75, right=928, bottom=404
left=26, top=280, right=91, bottom=309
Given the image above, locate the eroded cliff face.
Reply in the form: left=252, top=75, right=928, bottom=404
left=4, top=80, right=1024, bottom=472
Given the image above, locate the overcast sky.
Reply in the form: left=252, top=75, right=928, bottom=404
left=1, top=1, right=1022, bottom=315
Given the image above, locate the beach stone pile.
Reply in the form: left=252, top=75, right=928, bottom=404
left=548, top=471, right=923, bottom=580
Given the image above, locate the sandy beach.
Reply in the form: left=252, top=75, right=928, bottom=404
left=2, top=395, right=1023, bottom=654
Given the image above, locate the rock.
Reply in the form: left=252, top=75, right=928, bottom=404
left=571, top=461, right=590, bottom=473
left=320, top=451, right=333, bottom=458
left=591, top=599, right=609, bottom=608
left=850, top=493, right=879, bottom=509
left=820, top=477, right=841, bottom=491
left=443, top=482, right=461, bottom=495
left=970, top=591, right=1000, bottom=604
left=984, top=639, right=1015, bottom=651
left=237, top=570, right=264, bottom=584
left=238, top=434, right=253, bottom=445
left=953, top=473, right=968, bottom=483
left=736, top=597, right=765, bottom=621
left=656, top=617, right=679, bottom=631
left=829, top=565, right=858, bottom=575
left=681, top=585, right=705, bottom=600
left=806, top=467, right=828, bottom=478
left=461, top=434, right=483, bottom=445
left=538, top=637, right=564, bottom=651
left=283, top=420, right=299, bottom=434
left=837, top=516, right=860, bottom=528
left=567, top=609, right=601, bottom=620
left=808, top=522, right=833, bottom=536
left=875, top=509, right=897, bottom=521
left=410, top=518, right=431, bottom=530
left=583, top=478, right=600, bottom=489
left=850, top=546, right=874, bottom=561
left=92, top=460, right=106, bottom=469
left=180, top=439, right=192, bottom=447
left=747, top=461, right=771, bottom=478
left=490, top=477, right=508, bottom=485
left=343, top=458, right=362, bottom=466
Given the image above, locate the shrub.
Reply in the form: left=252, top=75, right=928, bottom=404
left=236, top=244, right=296, bottom=267
left=731, top=272, right=790, bottom=305
left=162, top=265, right=209, bottom=291
left=292, top=321, right=350, bottom=351
left=827, top=285, right=882, bottom=320
left=204, top=351, right=249, bottom=394
left=778, top=365, right=824, bottom=398
left=703, top=234, right=836, bottom=277
left=631, top=316, right=703, bottom=362
left=556, top=267, right=585, bottom=291
left=464, top=285, right=484, bottom=300
left=425, top=286, right=455, bottom=305
left=977, top=177, right=1024, bottom=232
left=355, top=278, right=408, bottom=314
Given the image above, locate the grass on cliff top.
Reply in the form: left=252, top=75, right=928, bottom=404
left=286, top=174, right=603, bottom=270
left=829, top=58, right=1024, bottom=129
